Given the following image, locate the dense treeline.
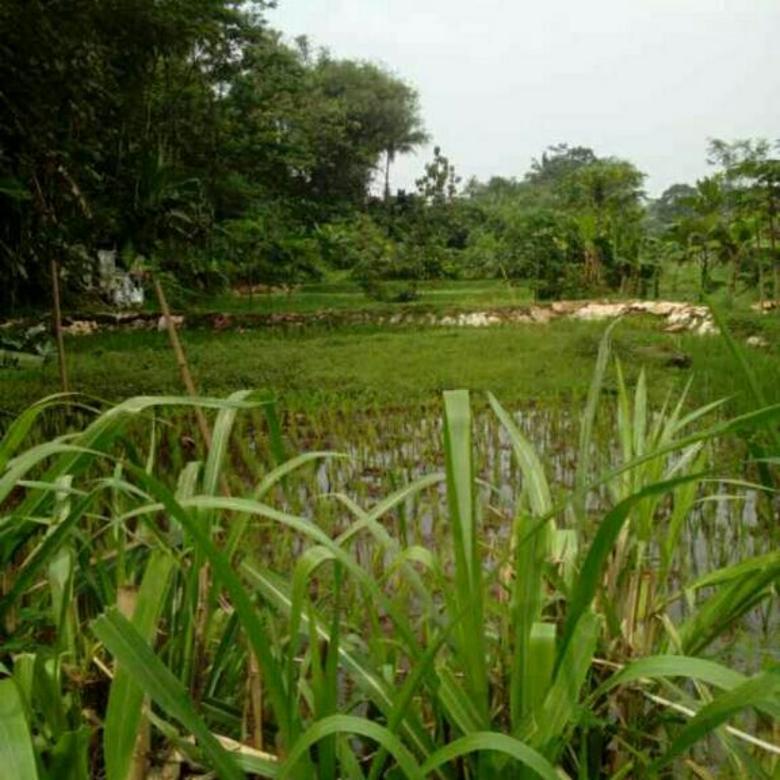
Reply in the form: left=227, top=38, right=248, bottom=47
left=1, top=1, right=778, bottom=310
left=0, top=0, right=427, bottom=308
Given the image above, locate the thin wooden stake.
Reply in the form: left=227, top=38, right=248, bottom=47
left=153, top=276, right=212, bottom=448
left=246, top=649, right=264, bottom=750
left=51, top=259, right=69, bottom=393
left=117, top=587, right=150, bottom=780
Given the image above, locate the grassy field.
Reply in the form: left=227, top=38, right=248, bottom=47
left=193, top=277, right=534, bottom=315
left=2, top=312, right=779, bottom=424
left=3, top=320, right=778, bottom=778
left=3, top=279, right=779, bottom=777
left=163, top=262, right=757, bottom=316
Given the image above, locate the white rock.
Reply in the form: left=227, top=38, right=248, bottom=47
left=551, top=300, right=580, bottom=315
left=157, top=315, right=184, bottom=331
left=666, top=310, right=693, bottom=327
left=573, top=302, right=627, bottom=320
left=630, top=301, right=679, bottom=316
left=751, top=300, right=779, bottom=313
left=695, top=319, right=719, bottom=336
left=746, top=335, right=769, bottom=348
left=455, top=312, right=500, bottom=327
left=529, top=307, right=553, bottom=323
left=63, top=320, right=99, bottom=336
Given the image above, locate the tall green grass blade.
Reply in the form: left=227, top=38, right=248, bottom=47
left=0, top=678, right=38, bottom=780
left=487, top=392, right=552, bottom=515
left=277, top=714, right=424, bottom=780
left=489, top=392, right=557, bottom=729
left=678, top=566, right=779, bottom=656
left=204, top=390, right=256, bottom=495
left=574, top=318, right=619, bottom=522
left=531, top=610, right=599, bottom=752
left=128, top=474, right=297, bottom=747
left=287, top=546, right=336, bottom=722
left=0, top=395, right=69, bottom=472
left=318, top=565, right=343, bottom=778
left=93, top=608, right=244, bottom=780
left=421, top=731, right=559, bottom=780
left=243, top=564, right=435, bottom=760
left=557, top=473, right=705, bottom=670
left=442, top=389, right=489, bottom=726
left=525, top=622, right=556, bottom=718
left=651, top=667, right=780, bottom=772
left=684, top=551, right=780, bottom=591
left=0, top=490, right=96, bottom=621
left=103, top=550, right=176, bottom=780
left=180, top=493, right=423, bottom=660
left=436, top=664, right=487, bottom=734
left=367, top=627, right=454, bottom=780
left=592, top=655, right=753, bottom=700
left=254, top=452, right=344, bottom=500
left=443, top=390, right=476, bottom=582
left=509, top=512, right=552, bottom=729
left=48, top=726, right=90, bottom=780
left=566, top=403, right=780, bottom=523
left=632, top=368, right=647, bottom=461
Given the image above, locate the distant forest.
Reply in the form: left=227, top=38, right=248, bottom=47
left=1, top=0, right=778, bottom=310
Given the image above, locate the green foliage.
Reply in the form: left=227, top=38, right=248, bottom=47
left=0, top=332, right=777, bottom=776
left=649, top=138, right=780, bottom=302
left=0, top=2, right=427, bottom=310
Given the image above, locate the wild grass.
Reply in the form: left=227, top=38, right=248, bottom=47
left=2, top=315, right=779, bottom=425
left=1, top=326, right=778, bottom=778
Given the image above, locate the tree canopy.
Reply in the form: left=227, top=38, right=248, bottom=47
left=1, top=3, right=777, bottom=309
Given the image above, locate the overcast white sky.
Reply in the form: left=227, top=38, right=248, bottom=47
left=269, top=0, right=780, bottom=197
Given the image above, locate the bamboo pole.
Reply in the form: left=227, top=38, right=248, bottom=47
left=51, top=259, right=69, bottom=393
left=117, top=587, right=150, bottom=780
left=152, top=276, right=261, bottom=722
left=153, top=276, right=212, bottom=448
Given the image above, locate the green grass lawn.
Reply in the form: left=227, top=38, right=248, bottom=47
left=171, top=263, right=764, bottom=317
left=3, top=268, right=778, bottom=427
left=2, top=314, right=778, bottom=425
left=180, top=277, right=534, bottom=316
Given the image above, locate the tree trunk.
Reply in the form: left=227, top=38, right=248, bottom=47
left=51, top=259, right=69, bottom=393
left=755, top=226, right=766, bottom=305
left=729, top=250, right=739, bottom=297
left=769, top=210, right=778, bottom=302
left=699, top=250, right=708, bottom=302
left=383, top=149, right=393, bottom=203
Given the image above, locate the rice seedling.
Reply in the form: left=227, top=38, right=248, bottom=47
left=0, top=328, right=777, bottom=778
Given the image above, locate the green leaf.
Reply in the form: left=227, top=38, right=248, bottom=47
left=557, top=473, right=704, bottom=669
left=574, top=319, right=619, bottom=521
left=488, top=392, right=552, bottom=515
left=92, top=608, right=243, bottom=780
left=103, top=550, right=176, bottom=780
left=442, top=390, right=489, bottom=726
left=277, top=714, right=423, bottom=780
left=421, top=731, right=559, bottom=780
left=652, top=667, right=780, bottom=771
left=593, top=655, right=749, bottom=701
left=0, top=678, right=38, bottom=780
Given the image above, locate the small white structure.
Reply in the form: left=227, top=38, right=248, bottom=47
left=96, top=249, right=145, bottom=308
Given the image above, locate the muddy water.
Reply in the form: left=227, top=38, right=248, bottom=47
left=249, top=403, right=777, bottom=667
left=258, top=408, right=780, bottom=577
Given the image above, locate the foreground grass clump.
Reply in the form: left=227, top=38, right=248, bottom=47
left=0, top=332, right=778, bottom=778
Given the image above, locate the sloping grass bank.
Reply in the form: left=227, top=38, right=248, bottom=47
left=2, top=317, right=779, bottom=424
